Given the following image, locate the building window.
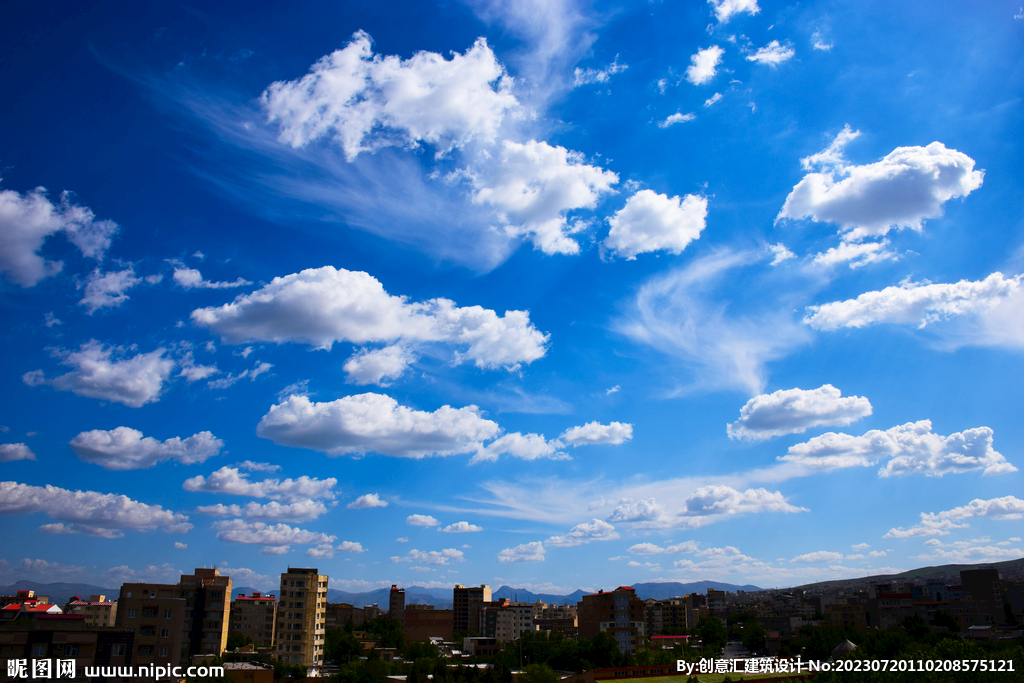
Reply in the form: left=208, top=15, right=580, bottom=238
left=161, top=629, right=170, bottom=638
left=111, top=644, right=126, bottom=657
left=32, top=644, right=47, bottom=657
left=164, top=610, right=172, bottom=618
left=139, top=646, right=154, bottom=656
left=126, top=609, right=138, bottom=618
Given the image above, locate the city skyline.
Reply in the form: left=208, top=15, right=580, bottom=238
left=1, top=0, right=1023, bottom=594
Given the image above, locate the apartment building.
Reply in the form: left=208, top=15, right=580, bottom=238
left=66, top=595, right=117, bottom=628
left=578, top=586, right=646, bottom=654
left=230, top=592, right=277, bottom=646
left=180, top=567, right=233, bottom=658
left=275, top=568, right=328, bottom=669
left=116, top=583, right=188, bottom=666
left=453, top=584, right=490, bottom=635
left=388, top=585, right=406, bottom=627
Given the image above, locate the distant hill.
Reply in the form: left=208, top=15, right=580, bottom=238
left=0, top=580, right=118, bottom=605
left=232, top=585, right=453, bottom=609
left=789, top=557, right=1024, bottom=593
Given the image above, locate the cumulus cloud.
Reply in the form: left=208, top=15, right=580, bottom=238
left=811, top=239, right=897, bottom=268
left=746, top=41, right=795, bottom=66
left=0, top=187, right=118, bottom=287
left=213, top=519, right=335, bottom=547
left=23, top=341, right=174, bottom=408
left=192, top=266, right=548, bottom=381
left=604, top=190, right=707, bottom=259
left=708, top=0, right=759, bottom=23
left=442, top=521, right=483, bottom=533
left=172, top=267, right=251, bottom=290
left=768, top=243, right=795, bottom=265
left=804, top=273, right=1024, bottom=349
left=339, top=541, right=366, bottom=552
left=407, top=514, right=440, bottom=527
left=678, top=486, right=807, bottom=526
left=560, top=421, right=634, bottom=446
left=607, top=498, right=663, bottom=523
left=257, top=393, right=500, bottom=458
left=658, top=112, right=696, bottom=128
left=79, top=269, right=143, bottom=313
left=471, top=432, right=568, bottom=464
left=469, top=139, right=619, bottom=255
left=348, top=493, right=388, bottom=509
left=0, top=444, right=36, bottom=462
left=263, top=31, right=521, bottom=160
left=916, top=540, right=1024, bottom=563
left=686, top=46, right=724, bottom=85
left=727, top=384, right=872, bottom=440
left=573, top=59, right=628, bottom=86
left=391, top=548, right=464, bottom=565
left=237, top=461, right=280, bottom=472
left=886, top=495, right=1024, bottom=538
left=69, top=427, right=223, bottom=470
left=791, top=550, right=844, bottom=563
left=780, top=420, right=1016, bottom=477
left=343, top=345, right=415, bottom=385
left=195, top=499, right=329, bottom=522
left=618, top=249, right=811, bottom=394
left=182, top=466, right=337, bottom=502
left=498, top=541, right=545, bottom=563
left=0, top=481, right=191, bottom=537
left=778, top=126, right=984, bottom=241
left=547, top=519, right=619, bottom=546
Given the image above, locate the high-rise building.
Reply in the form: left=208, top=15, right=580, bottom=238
left=961, top=568, right=1007, bottom=625
left=388, top=585, right=406, bottom=627
left=229, top=592, right=277, bottom=646
left=180, top=568, right=233, bottom=658
left=578, top=586, right=646, bottom=654
left=453, top=584, right=490, bottom=635
left=275, top=568, right=328, bottom=669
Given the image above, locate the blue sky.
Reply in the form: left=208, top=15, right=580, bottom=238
left=2, top=0, right=1024, bottom=594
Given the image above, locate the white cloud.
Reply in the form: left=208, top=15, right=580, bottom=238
left=618, top=249, right=811, bottom=394
left=471, top=432, right=568, bottom=464
left=708, top=0, right=759, bottom=24
left=182, top=466, right=337, bottom=502
left=658, top=112, right=696, bottom=128
left=348, top=493, right=388, bottom=509
left=442, top=521, right=484, bottom=533
left=343, top=345, right=415, bottom=385
left=257, top=393, right=500, bottom=458
left=213, top=519, right=335, bottom=547
left=604, top=190, right=707, bottom=259
left=573, top=58, right=628, bottom=86
left=338, top=541, right=365, bottom=552
left=678, top=485, right=807, bottom=526
left=811, top=31, right=833, bottom=51
left=804, top=273, right=1024, bottom=350
left=811, top=239, right=897, bottom=268
left=920, top=542, right=1024, bottom=563
left=262, top=31, right=521, bottom=160
left=195, top=499, right=329, bottom=522
left=237, top=460, right=281, bottom=472
left=792, top=551, right=844, bottom=563
left=607, top=498, right=663, bottom=523
left=407, top=514, right=440, bottom=527
left=0, top=444, right=36, bottom=462
left=260, top=545, right=290, bottom=555
left=560, top=421, right=633, bottom=446
left=69, top=427, right=223, bottom=470
left=23, top=341, right=175, bottom=408
left=391, top=548, right=464, bottom=565
left=628, top=542, right=698, bottom=555
left=497, top=541, right=545, bottom=563
left=746, top=41, right=795, bottom=66
left=778, top=126, right=984, bottom=241
left=685, top=46, right=724, bottom=85
left=547, top=519, right=619, bottom=546
left=0, top=187, right=118, bottom=287
left=174, top=542, right=187, bottom=549
left=172, top=267, right=251, bottom=290
left=0, top=481, right=191, bottom=537
left=886, top=495, right=1024, bottom=538
left=780, top=420, right=1016, bottom=477
left=206, top=361, right=273, bottom=389
left=470, top=139, right=619, bottom=255
left=727, top=384, right=872, bottom=440
left=852, top=542, right=870, bottom=550
left=192, top=266, right=548, bottom=380
left=307, top=544, right=335, bottom=559
left=768, top=243, right=795, bottom=265
left=869, top=550, right=886, bottom=557
left=79, top=269, right=142, bottom=313
left=704, top=93, right=723, bottom=107
left=177, top=352, right=219, bottom=383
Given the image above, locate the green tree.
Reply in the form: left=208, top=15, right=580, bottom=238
left=697, top=618, right=727, bottom=656
left=521, top=664, right=557, bottom=683
left=226, top=632, right=253, bottom=651
left=327, top=627, right=363, bottom=663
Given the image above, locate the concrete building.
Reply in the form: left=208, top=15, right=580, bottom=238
left=230, top=592, right=277, bottom=646
left=180, top=567, right=233, bottom=658
left=66, top=595, right=117, bottom=628
left=275, top=567, right=328, bottom=669
left=961, top=568, right=1007, bottom=625
left=493, top=602, right=532, bottom=643
left=0, top=613, right=134, bottom=674
left=404, top=604, right=453, bottom=642
left=116, top=582, right=188, bottom=666
left=453, top=585, right=491, bottom=635
left=325, top=603, right=364, bottom=630
left=388, top=585, right=406, bottom=627
left=578, top=587, right=646, bottom=654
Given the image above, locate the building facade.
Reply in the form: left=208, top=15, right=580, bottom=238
left=66, top=595, right=117, bottom=628
left=578, top=587, right=646, bottom=654
left=230, top=593, right=277, bottom=646
left=453, top=585, right=491, bottom=635
left=275, top=568, right=328, bottom=669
